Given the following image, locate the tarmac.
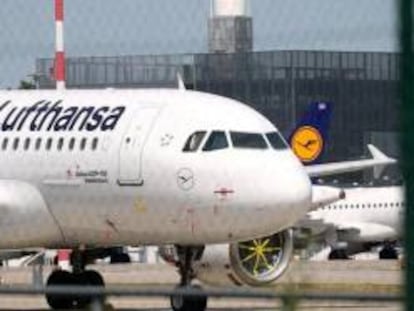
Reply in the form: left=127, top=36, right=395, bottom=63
left=0, top=260, right=404, bottom=311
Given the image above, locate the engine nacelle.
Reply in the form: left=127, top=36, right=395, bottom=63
left=192, top=230, right=293, bottom=286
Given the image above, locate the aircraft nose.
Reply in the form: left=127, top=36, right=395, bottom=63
left=277, top=161, right=312, bottom=211
left=263, top=152, right=312, bottom=225
left=231, top=151, right=312, bottom=239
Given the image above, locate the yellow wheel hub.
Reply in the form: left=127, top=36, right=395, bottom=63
left=238, top=238, right=282, bottom=276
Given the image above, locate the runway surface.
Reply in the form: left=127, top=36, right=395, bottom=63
left=0, top=260, right=404, bottom=311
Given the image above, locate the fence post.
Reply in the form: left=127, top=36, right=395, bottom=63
left=400, top=0, right=414, bottom=310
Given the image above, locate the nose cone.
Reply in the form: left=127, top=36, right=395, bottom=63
left=268, top=151, right=312, bottom=222
left=230, top=150, right=312, bottom=239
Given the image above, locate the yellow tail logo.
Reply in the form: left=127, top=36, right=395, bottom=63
left=290, top=126, right=324, bottom=163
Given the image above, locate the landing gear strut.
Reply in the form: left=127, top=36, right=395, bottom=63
left=45, top=249, right=105, bottom=310
left=170, top=246, right=207, bottom=311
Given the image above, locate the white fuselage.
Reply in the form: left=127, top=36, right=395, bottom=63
left=0, top=89, right=312, bottom=249
left=308, top=186, right=403, bottom=242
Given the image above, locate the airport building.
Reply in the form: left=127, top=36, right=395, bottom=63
left=34, top=0, right=400, bottom=184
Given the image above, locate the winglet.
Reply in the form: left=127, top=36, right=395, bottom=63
left=367, top=144, right=391, bottom=161
left=177, top=73, right=186, bottom=91
left=305, top=144, right=397, bottom=178
left=367, top=144, right=397, bottom=178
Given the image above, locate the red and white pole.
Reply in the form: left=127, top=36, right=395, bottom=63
left=54, top=0, right=65, bottom=90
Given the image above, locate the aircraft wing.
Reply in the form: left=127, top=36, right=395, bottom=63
left=296, top=217, right=397, bottom=243
left=305, top=144, right=396, bottom=177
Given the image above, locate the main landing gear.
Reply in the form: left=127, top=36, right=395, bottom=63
left=379, top=242, right=399, bottom=260
left=328, top=248, right=350, bottom=260
left=45, top=246, right=207, bottom=310
left=45, top=250, right=105, bottom=310
left=170, top=246, right=207, bottom=311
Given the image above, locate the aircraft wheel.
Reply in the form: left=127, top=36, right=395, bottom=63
left=328, top=249, right=349, bottom=260
left=82, top=269, right=105, bottom=286
left=110, top=252, right=131, bottom=264
left=170, top=286, right=207, bottom=311
left=379, top=246, right=398, bottom=259
left=46, top=270, right=77, bottom=309
left=75, top=270, right=105, bottom=308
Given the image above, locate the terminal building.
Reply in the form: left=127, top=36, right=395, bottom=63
left=35, top=0, right=400, bottom=184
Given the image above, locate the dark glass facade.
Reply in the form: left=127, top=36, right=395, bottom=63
left=36, top=50, right=400, bottom=183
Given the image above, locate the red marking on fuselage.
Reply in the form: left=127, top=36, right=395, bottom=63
left=214, top=188, right=234, bottom=197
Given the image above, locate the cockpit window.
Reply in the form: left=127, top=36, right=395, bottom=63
left=183, top=131, right=206, bottom=152
left=230, top=132, right=268, bottom=149
left=202, top=131, right=228, bottom=151
left=266, top=132, right=289, bottom=150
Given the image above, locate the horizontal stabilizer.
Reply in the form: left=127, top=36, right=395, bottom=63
left=310, top=185, right=345, bottom=211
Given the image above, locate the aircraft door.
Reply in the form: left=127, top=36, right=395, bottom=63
left=118, top=108, right=160, bottom=186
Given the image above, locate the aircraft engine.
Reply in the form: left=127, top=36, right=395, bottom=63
left=160, top=230, right=293, bottom=286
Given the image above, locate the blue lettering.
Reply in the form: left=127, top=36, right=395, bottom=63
left=101, top=107, right=125, bottom=131
left=0, top=100, right=125, bottom=132
left=86, top=106, right=109, bottom=131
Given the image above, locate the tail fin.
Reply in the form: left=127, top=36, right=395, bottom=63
left=289, top=102, right=332, bottom=165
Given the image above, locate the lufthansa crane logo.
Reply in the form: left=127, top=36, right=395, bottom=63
left=177, top=168, right=195, bottom=191
left=291, top=126, right=323, bottom=163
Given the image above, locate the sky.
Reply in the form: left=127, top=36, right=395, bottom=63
left=0, top=0, right=398, bottom=88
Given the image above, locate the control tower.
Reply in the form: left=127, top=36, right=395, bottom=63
left=208, top=0, right=253, bottom=53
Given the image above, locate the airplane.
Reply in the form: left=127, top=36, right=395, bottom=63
left=289, top=101, right=403, bottom=260
left=180, top=184, right=404, bottom=287
left=159, top=101, right=397, bottom=291
left=0, top=89, right=395, bottom=311
left=302, top=185, right=403, bottom=260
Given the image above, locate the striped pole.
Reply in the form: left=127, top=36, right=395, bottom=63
left=54, top=0, right=65, bottom=90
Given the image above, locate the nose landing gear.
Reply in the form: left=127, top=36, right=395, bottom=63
left=170, top=246, right=207, bottom=311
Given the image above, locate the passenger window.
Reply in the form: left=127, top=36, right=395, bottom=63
left=80, top=138, right=87, bottom=151
left=35, top=138, right=42, bottom=151
left=57, top=138, right=64, bottom=151
left=13, top=138, right=19, bottom=150
left=231, top=132, right=268, bottom=149
left=46, top=138, right=52, bottom=151
left=202, top=131, right=228, bottom=151
left=24, top=138, right=30, bottom=150
left=91, top=138, right=98, bottom=150
left=266, top=132, right=288, bottom=150
left=69, top=138, right=75, bottom=151
left=2, top=138, right=8, bottom=150
left=183, top=131, right=206, bottom=152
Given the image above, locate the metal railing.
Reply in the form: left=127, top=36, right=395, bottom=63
left=0, top=285, right=403, bottom=311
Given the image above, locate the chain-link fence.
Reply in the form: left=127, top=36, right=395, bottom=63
left=0, top=0, right=408, bottom=310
